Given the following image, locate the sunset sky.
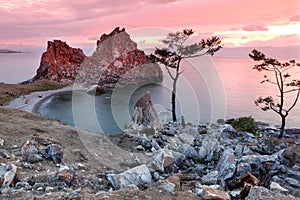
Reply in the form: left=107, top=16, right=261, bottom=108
left=0, top=0, right=299, bottom=56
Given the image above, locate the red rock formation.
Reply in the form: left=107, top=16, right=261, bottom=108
left=78, top=27, right=163, bottom=87
left=33, top=40, right=86, bottom=82
left=100, top=49, right=158, bottom=85
left=33, top=27, right=162, bottom=86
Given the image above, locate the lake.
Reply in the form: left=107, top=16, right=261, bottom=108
left=1, top=53, right=299, bottom=134
left=0, top=53, right=41, bottom=83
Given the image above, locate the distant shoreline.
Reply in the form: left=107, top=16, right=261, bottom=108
left=0, top=49, right=22, bottom=53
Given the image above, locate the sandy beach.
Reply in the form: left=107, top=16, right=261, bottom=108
left=8, top=85, right=80, bottom=113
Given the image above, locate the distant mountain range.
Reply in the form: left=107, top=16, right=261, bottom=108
left=142, top=46, right=300, bottom=59
left=0, top=49, right=22, bottom=53
left=214, top=46, right=300, bottom=59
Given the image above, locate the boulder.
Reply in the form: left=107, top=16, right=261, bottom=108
left=178, top=132, right=195, bottom=145
left=107, top=164, right=152, bottom=189
left=138, top=136, right=153, bottom=151
left=25, top=154, right=43, bottom=163
left=245, top=186, right=299, bottom=200
left=86, top=85, right=105, bottom=95
left=15, top=182, right=32, bottom=190
left=151, top=149, right=175, bottom=172
left=199, top=185, right=230, bottom=200
left=129, top=92, right=161, bottom=129
left=278, top=148, right=296, bottom=167
left=234, top=153, right=277, bottom=179
left=201, top=171, right=219, bottom=185
left=270, top=182, right=289, bottom=193
left=198, top=138, right=221, bottom=162
left=0, top=164, right=17, bottom=189
left=20, top=140, right=38, bottom=155
left=166, top=175, right=181, bottom=190
left=156, top=180, right=176, bottom=192
left=216, top=148, right=236, bottom=181
left=47, top=144, right=64, bottom=163
left=179, top=144, right=200, bottom=162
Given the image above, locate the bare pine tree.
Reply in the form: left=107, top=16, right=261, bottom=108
left=150, top=29, right=222, bottom=122
left=249, top=49, right=300, bottom=138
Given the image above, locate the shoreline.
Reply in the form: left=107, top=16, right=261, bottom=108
left=6, top=83, right=300, bottom=133
left=8, top=85, right=82, bottom=113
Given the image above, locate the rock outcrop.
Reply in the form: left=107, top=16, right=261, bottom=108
left=86, top=85, right=106, bottom=95
left=76, top=27, right=163, bottom=87
left=33, top=40, right=86, bottom=82
left=32, top=27, right=163, bottom=87
left=128, top=91, right=161, bottom=130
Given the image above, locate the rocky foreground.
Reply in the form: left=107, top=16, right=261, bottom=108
left=0, top=105, right=299, bottom=199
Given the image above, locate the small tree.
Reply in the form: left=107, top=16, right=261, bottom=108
left=150, top=29, right=222, bottom=122
left=249, top=49, right=300, bottom=138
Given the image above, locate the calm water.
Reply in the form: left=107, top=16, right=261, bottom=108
left=1, top=53, right=299, bottom=134
left=0, top=53, right=41, bottom=83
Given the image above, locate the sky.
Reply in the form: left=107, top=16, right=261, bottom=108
left=0, top=0, right=299, bottom=57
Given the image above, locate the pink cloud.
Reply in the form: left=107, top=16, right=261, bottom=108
left=243, top=23, right=268, bottom=31
left=290, top=14, right=300, bottom=21
left=141, top=0, right=181, bottom=4
left=0, top=0, right=299, bottom=52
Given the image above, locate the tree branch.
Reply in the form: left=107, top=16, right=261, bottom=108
left=178, top=69, right=185, bottom=75
left=270, top=104, right=280, bottom=114
left=283, top=88, right=300, bottom=93
left=273, top=68, right=282, bottom=91
left=165, top=65, right=175, bottom=80
left=287, top=88, right=300, bottom=113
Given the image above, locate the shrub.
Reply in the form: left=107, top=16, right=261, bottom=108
left=232, top=116, right=259, bottom=135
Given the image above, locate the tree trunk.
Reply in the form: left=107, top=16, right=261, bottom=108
left=279, top=115, right=286, bottom=139
left=171, top=77, right=177, bottom=122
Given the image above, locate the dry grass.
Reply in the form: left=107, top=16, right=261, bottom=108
left=0, top=80, right=69, bottom=105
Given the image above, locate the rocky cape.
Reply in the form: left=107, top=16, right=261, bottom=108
left=31, top=27, right=163, bottom=88
left=32, top=40, right=86, bottom=82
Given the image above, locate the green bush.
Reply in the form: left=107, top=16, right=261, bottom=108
left=232, top=116, right=259, bottom=135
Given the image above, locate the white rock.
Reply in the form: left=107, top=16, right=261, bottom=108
left=107, top=164, right=152, bottom=189
left=229, top=190, right=241, bottom=198
left=178, top=133, right=195, bottom=145
left=0, top=138, right=4, bottom=146
left=270, top=182, right=289, bottom=192
left=0, top=164, right=17, bottom=189
left=151, top=149, right=175, bottom=172
left=158, top=180, right=175, bottom=192
left=86, top=85, right=105, bottom=95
